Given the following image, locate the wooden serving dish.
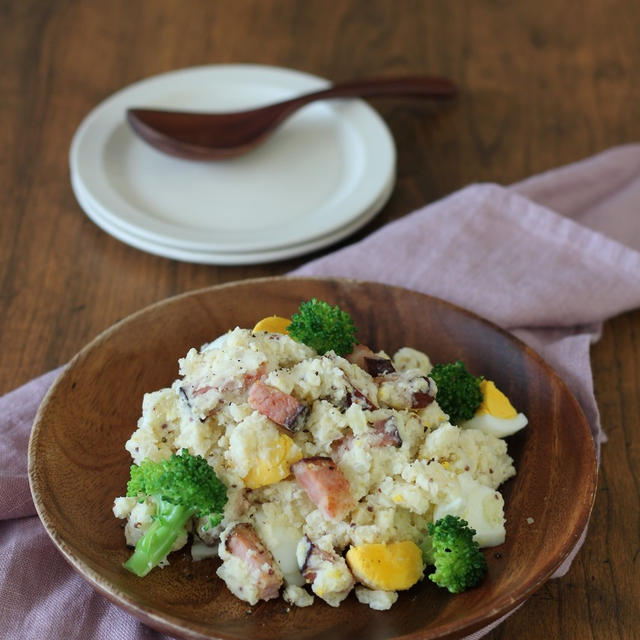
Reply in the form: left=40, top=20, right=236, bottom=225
left=28, top=277, right=597, bottom=639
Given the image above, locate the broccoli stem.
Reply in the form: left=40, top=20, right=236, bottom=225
left=123, top=499, right=194, bottom=577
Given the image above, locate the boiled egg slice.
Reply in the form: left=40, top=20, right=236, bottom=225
left=346, top=541, right=424, bottom=591
left=252, top=511, right=305, bottom=586
left=461, top=379, right=527, bottom=437
left=252, top=315, right=291, bottom=334
left=242, top=432, right=302, bottom=489
left=433, top=473, right=506, bottom=547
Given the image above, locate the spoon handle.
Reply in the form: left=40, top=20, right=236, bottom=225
left=283, top=75, right=457, bottom=109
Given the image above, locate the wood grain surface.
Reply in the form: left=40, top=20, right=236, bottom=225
left=2, top=1, right=639, bottom=638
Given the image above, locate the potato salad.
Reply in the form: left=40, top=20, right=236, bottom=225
left=114, top=302, right=527, bottom=610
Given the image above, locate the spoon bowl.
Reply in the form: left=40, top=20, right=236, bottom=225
left=127, top=75, right=456, bottom=160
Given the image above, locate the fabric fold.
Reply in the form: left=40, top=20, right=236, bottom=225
left=0, top=368, right=62, bottom=520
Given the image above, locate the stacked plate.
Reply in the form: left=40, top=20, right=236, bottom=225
left=69, top=65, right=396, bottom=264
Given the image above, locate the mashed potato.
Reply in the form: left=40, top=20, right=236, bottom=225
left=114, top=327, right=520, bottom=609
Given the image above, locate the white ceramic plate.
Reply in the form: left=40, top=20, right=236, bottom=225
left=71, top=168, right=393, bottom=265
left=69, top=64, right=396, bottom=258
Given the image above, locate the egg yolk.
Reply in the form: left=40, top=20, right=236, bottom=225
left=252, top=315, right=291, bottom=334
left=243, top=433, right=302, bottom=489
left=346, top=541, right=424, bottom=591
left=475, top=380, right=517, bottom=418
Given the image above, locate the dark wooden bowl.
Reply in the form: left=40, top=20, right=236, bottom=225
left=28, top=277, right=597, bottom=640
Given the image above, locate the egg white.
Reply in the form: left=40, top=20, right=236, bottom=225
left=433, top=473, right=506, bottom=547
left=252, top=511, right=305, bottom=586
left=462, top=411, right=528, bottom=438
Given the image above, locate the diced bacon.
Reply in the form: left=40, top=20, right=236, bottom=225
left=224, top=523, right=283, bottom=601
left=191, top=385, right=214, bottom=397
left=330, top=418, right=401, bottom=461
left=369, top=417, right=402, bottom=447
left=297, top=535, right=355, bottom=607
left=327, top=352, right=379, bottom=410
left=248, top=381, right=308, bottom=431
left=291, top=457, right=355, bottom=521
left=298, top=535, right=336, bottom=583
left=346, top=344, right=376, bottom=368
left=376, top=372, right=436, bottom=409
left=330, top=433, right=354, bottom=461
left=346, top=344, right=395, bottom=376
left=347, top=386, right=378, bottom=410
left=180, top=364, right=267, bottom=417
left=410, top=389, right=434, bottom=408
left=364, top=356, right=395, bottom=376
left=243, top=363, right=267, bottom=388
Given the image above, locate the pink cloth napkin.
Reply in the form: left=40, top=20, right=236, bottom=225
left=2, top=145, right=640, bottom=639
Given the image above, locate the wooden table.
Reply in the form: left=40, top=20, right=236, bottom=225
left=2, top=1, right=638, bottom=638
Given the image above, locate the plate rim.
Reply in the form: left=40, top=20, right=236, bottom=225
left=28, top=276, right=598, bottom=640
left=70, top=163, right=395, bottom=265
left=69, top=64, right=397, bottom=254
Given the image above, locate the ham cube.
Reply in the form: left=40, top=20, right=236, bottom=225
left=298, top=535, right=336, bottom=583
left=364, top=356, right=395, bottom=376
left=330, top=418, right=401, bottom=462
left=223, top=523, right=283, bottom=602
left=376, top=372, right=435, bottom=410
left=248, top=381, right=308, bottom=432
left=346, top=344, right=395, bottom=376
left=369, top=417, right=402, bottom=447
left=330, top=433, right=354, bottom=461
left=297, top=535, right=355, bottom=607
left=291, top=457, right=355, bottom=521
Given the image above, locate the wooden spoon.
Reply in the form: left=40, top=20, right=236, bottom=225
left=126, top=75, right=456, bottom=160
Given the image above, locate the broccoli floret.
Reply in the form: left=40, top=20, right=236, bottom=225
left=419, top=515, right=487, bottom=593
left=429, top=360, right=482, bottom=424
left=123, top=449, right=227, bottom=577
left=287, top=298, right=357, bottom=356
